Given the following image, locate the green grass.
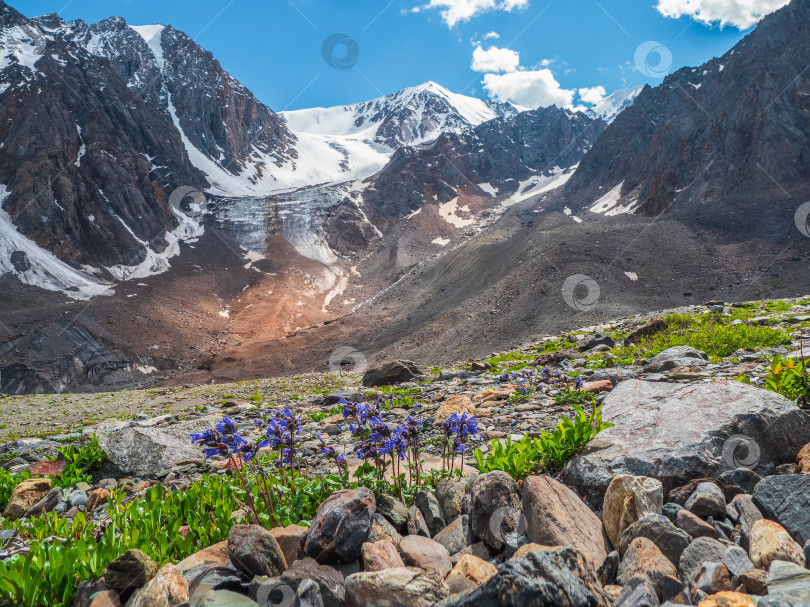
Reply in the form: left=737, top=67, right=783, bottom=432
left=483, top=351, right=536, bottom=372
left=598, top=312, right=791, bottom=365
left=537, top=339, right=577, bottom=354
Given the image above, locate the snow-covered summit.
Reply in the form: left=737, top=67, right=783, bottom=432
left=584, top=86, right=643, bottom=124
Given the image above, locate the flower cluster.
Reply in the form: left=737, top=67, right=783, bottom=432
left=191, top=416, right=250, bottom=460
left=257, top=407, right=303, bottom=469
left=441, top=412, right=478, bottom=474
left=316, top=432, right=347, bottom=471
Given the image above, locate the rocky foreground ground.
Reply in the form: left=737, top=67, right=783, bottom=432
left=3, top=296, right=810, bottom=606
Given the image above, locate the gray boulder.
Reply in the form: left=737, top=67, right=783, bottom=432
left=98, top=426, right=203, bottom=478
left=564, top=380, right=810, bottom=502
left=362, top=361, right=423, bottom=387
left=753, top=474, right=810, bottom=544
left=645, top=346, right=709, bottom=372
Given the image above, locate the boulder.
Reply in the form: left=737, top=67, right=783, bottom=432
left=344, top=568, right=449, bottom=607
left=433, top=515, right=473, bottom=555
left=752, top=475, right=810, bottom=545
left=448, top=554, right=497, bottom=587
left=368, top=513, right=403, bottom=546
left=376, top=494, right=409, bottom=533
left=229, top=525, right=287, bottom=578
left=407, top=505, right=430, bottom=537
left=362, top=361, right=423, bottom=387
left=280, top=557, right=345, bottom=607
left=619, top=514, right=691, bottom=567
left=623, top=319, right=668, bottom=346
left=564, top=380, right=810, bottom=502
left=439, top=546, right=612, bottom=607
left=306, top=488, right=375, bottom=564
left=362, top=540, right=405, bottom=571
left=97, top=427, right=202, bottom=478
left=103, top=549, right=159, bottom=593
left=679, top=537, right=726, bottom=585
left=764, top=560, right=810, bottom=603
left=126, top=563, right=188, bottom=607
left=617, top=537, right=678, bottom=600
left=415, top=490, right=446, bottom=537
left=602, top=475, right=663, bottom=549
left=3, top=478, right=51, bottom=520
left=435, top=396, right=476, bottom=426
left=398, top=535, right=452, bottom=577
left=469, top=471, right=521, bottom=551
left=522, top=475, right=608, bottom=567
left=270, top=524, right=308, bottom=567
left=749, top=519, right=806, bottom=570
left=645, top=346, right=709, bottom=372
left=685, top=482, right=727, bottom=519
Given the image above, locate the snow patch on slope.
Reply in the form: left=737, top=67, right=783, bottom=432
left=129, top=25, right=165, bottom=70
left=589, top=182, right=640, bottom=216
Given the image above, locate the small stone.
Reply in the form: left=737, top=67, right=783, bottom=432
left=723, top=545, right=754, bottom=578
left=582, top=380, right=613, bottom=394
left=435, top=479, right=467, bottom=523
left=597, top=550, right=619, bottom=587
left=718, top=468, right=761, bottom=495
left=617, top=537, right=678, bottom=600
left=613, top=574, right=658, bottom=607
left=749, top=519, right=806, bottom=570
left=270, top=524, right=308, bottom=567
left=2, top=478, right=51, bottom=520
left=68, top=489, right=89, bottom=508
left=415, top=490, right=446, bottom=537
left=602, top=474, right=664, bottom=549
left=435, top=395, right=476, bottom=425
left=739, top=568, right=767, bottom=595
left=369, top=513, right=403, bottom=546
left=398, top=535, right=452, bottom=577
left=407, top=505, right=430, bottom=537
left=677, top=508, right=717, bottom=539
left=298, top=579, right=325, bottom=607
left=447, top=554, right=497, bottom=587
left=727, top=494, right=762, bottom=546
left=126, top=563, right=188, bottom=607
left=694, top=562, right=732, bottom=595
left=662, top=502, right=684, bottom=523
left=685, top=482, right=727, bottom=519
left=362, top=540, right=405, bottom=572
left=103, top=549, right=159, bottom=593
left=679, top=537, right=727, bottom=586
left=620, top=514, right=691, bottom=567
left=86, top=488, right=110, bottom=513
left=344, top=567, right=449, bottom=607
left=697, top=591, right=756, bottom=607
left=306, top=488, right=375, bottom=563
left=376, top=494, right=408, bottom=533
left=228, top=524, right=287, bottom=578
left=433, top=515, right=472, bottom=556
left=281, top=557, right=344, bottom=607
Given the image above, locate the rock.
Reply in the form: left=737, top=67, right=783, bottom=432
left=694, top=562, right=732, bottom=595
left=619, top=515, right=691, bottom=567
left=679, top=537, right=727, bottom=586
left=806, top=540, right=810, bottom=568
left=415, top=490, right=447, bottom=537
left=86, top=488, right=110, bottom=513
left=369, top=513, right=403, bottom=546
left=697, top=591, right=756, bottom=607
left=269, top=524, right=308, bottom=567
left=362, top=361, right=424, bottom=387
left=512, top=543, right=553, bottom=559
left=362, top=540, right=405, bottom=571
left=645, top=346, right=709, bottom=373
left=727, top=494, right=763, bottom=547
left=398, top=535, right=452, bottom=577
left=68, top=489, right=89, bottom=508
left=376, top=494, right=409, bottom=533
left=126, top=563, right=188, bottom=607
left=2, top=477, right=51, bottom=520
left=306, top=488, right=375, bottom=563
left=445, top=575, right=478, bottom=595
left=617, top=537, right=678, bottom=600
left=564, top=380, right=810, bottom=503
left=582, top=380, right=614, bottom=394
left=797, top=442, right=810, bottom=473
left=435, top=395, right=476, bottom=425
left=23, top=486, right=62, bottom=518
left=686, top=483, right=727, bottom=519
left=97, top=427, right=202, bottom=479
left=175, top=542, right=230, bottom=576
left=764, top=560, right=810, bottom=603
left=75, top=579, right=111, bottom=607
left=469, top=471, right=521, bottom=551
left=228, top=525, right=287, bottom=578
left=196, top=590, right=257, bottom=606
left=503, top=530, right=530, bottom=560
left=281, top=557, right=345, bottom=607
left=407, top=505, right=430, bottom=537
left=597, top=550, right=619, bottom=587
left=613, top=574, right=658, bottom=607
left=434, top=515, right=472, bottom=556
left=451, top=541, right=491, bottom=566
left=344, top=567, right=449, bottom=607
left=298, top=579, right=325, bottom=607
left=718, top=468, right=761, bottom=495
left=662, top=502, right=684, bottom=523
left=102, top=549, right=159, bottom=593
left=448, top=554, right=497, bottom=587
left=602, top=474, right=663, bottom=549
left=87, top=591, right=121, bottom=607
left=739, top=568, right=767, bottom=595
left=522, top=475, right=608, bottom=567
left=677, top=509, right=717, bottom=539
left=436, top=479, right=467, bottom=523
left=576, top=333, right=615, bottom=351
left=667, top=478, right=738, bottom=507
left=440, top=546, right=612, bottom=607
left=623, top=319, right=668, bottom=346
left=753, top=475, right=810, bottom=545
left=722, top=545, right=755, bottom=578
left=749, top=519, right=806, bottom=570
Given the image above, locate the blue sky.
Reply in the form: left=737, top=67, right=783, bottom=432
left=9, top=0, right=785, bottom=111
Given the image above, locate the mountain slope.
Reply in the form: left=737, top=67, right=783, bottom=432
left=566, top=0, right=810, bottom=219
left=584, top=87, right=643, bottom=124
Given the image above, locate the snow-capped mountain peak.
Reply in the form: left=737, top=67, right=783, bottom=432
left=584, top=86, right=643, bottom=123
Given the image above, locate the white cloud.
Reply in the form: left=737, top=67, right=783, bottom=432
left=484, top=31, right=500, bottom=39
left=482, top=69, right=575, bottom=109
left=578, top=85, right=606, bottom=105
left=655, top=0, right=789, bottom=29
left=425, top=0, right=529, bottom=27
left=471, top=45, right=520, bottom=73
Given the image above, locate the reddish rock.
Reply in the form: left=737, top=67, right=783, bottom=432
left=448, top=554, right=497, bottom=586
left=86, top=488, right=111, bottom=513
left=126, top=563, right=188, bottom=607
left=582, top=380, right=613, bottom=394
left=28, top=460, right=67, bottom=476
left=435, top=395, right=476, bottom=425
left=176, top=541, right=230, bottom=575
left=270, top=524, right=308, bottom=566
left=749, top=519, right=805, bottom=570
left=398, top=535, right=452, bottom=577
left=677, top=509, right=717, bottom=539
left=624, top=319, right=668, bottom=345
left=229, top=525, right=287, bottom=577
left=362, top=540, right=405, bottom=572
left=306, top=488, right=375, bottom=564
left=616, top=537, right=678, bottom=600
left=697, top=591, right=756, bottom=607
left=3, top=478, right=52, bottom=520
left=797, top=441, right=810, bottom=473
left=512, top=543, right=553, bottom=559
left=88, top=591, right=121, bottom=607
